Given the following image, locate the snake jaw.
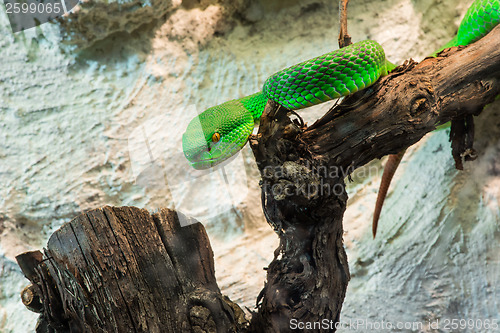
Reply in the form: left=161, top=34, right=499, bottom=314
left=183, top=140, right=247, bottom=170
left=182, top=124, right=253, bottom=170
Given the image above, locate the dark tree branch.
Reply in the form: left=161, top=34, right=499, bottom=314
left=249, top=24, right=500, bottom=332
left=338, top=0, right=351, bottom=48
left=450, top=114, right=477, bottom=170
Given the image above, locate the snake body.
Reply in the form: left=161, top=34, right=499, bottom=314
left=182, top=0, right=500, bottom=170
left=182, top=40, right=394, bottom=169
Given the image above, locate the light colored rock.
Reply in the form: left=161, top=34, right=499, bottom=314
left=57, top=0, right=181, bottom=49
left=0, top=257, right=39, bottom=332
left=57, top=0, right=249, bottom=50
left=0, top=0, right=499, bottom=331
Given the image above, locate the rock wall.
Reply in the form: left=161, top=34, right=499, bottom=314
left=0, top=0, right=499, bottom=331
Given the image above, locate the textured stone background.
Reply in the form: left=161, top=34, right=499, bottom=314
left=1, top=0, right=499, bottom=331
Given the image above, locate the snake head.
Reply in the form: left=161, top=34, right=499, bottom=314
left=182, top=100, right=255, bottom=170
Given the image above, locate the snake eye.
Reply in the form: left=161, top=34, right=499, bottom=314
left=212, top=132, right=221, bottom=143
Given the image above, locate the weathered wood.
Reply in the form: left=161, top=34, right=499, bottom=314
left=248, top=24, right=500, bottom=332
left=248, top=100, right=350, bottom=333
left=16, top=206, right=246, bottom=333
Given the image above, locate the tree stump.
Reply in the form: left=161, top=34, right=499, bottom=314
left=16, top=206, right=246, bottom=332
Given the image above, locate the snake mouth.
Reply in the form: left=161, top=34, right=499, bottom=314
left=184, top=140, right=242, bottom=170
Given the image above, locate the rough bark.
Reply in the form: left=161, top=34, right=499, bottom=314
left=16, top=206, right=246, bottom=333
left=247, top=25, right=500, bottom=332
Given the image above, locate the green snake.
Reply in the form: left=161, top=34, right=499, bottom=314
left=182, top=0, right=500, bottom=170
